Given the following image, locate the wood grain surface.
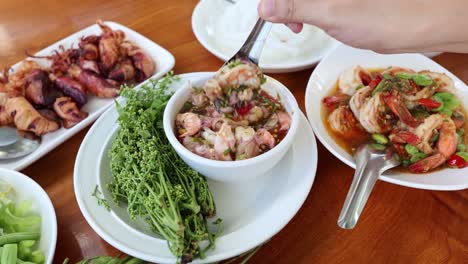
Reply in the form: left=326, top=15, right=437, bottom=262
left=0, top=0, right=467, bottom=263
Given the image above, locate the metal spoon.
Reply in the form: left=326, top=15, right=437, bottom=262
left=0, top=127, right=40, bottom=160
left=224, top=17, right=273, bottom=66
left=337, top=144, right=400, bottom=229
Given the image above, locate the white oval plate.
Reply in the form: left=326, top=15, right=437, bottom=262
left=0, top=168, right=57, bottom=264
left=192, top=0, right=339, bottom=73
left=74, top=72, right=318, bottom=263
left=306, top=44, right=468, bottom=191
left=0, top=21, right=175, bottom=171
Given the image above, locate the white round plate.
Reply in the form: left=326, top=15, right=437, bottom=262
left=74, top=72, right=318, bottom=263
left=0, top=168, right=57, bottom=264
left=191, top=0, right=339, bottom=73
left=305, top=44, right=468, bottom=191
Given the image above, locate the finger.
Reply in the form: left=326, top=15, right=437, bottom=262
left=258, top=0, right=319, bottom=24
left=286, top=22, right=303, bottom=33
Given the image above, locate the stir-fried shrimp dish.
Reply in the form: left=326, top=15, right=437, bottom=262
left=323, top=66, right=468, bottom=173
left=176, top=60, right=291, bottom=161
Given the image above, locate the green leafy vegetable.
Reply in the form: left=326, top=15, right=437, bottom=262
left=109, top=74, right=221, bottom=263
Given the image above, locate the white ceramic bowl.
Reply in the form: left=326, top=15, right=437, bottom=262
left=163, top=73, right=300, bottom=182
left=0, top=168, right=57, bottom=264
left=305, top=44, right=468, bottom=190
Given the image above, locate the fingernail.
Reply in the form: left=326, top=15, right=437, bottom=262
left=259, top=0, right=275, bottom=18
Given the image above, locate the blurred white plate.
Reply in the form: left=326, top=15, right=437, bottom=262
left=74, top=72, right=318, bottom=263
left=192, top=0, right=339, bottom=73
left=0, top=168, right=57, bottom=264
left=305, top=44, right=468, bottom=190
left=0, top=21, right=175, bottom=171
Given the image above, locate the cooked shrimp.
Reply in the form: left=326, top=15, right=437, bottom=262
left=329, top=105, right=365, bottom=138
left=403, top=86, right=437, bottom=108
left=254, top=128, right=275, bottom=149
left=382, top=90, right=419, bottom=128
left=359, top=94, right=391, bottom=134
left=277, top=111, right=291, bottom=131
left=216, top=62, right=261, bottom=89
left=246, top=106, right=264, bottom=123
left=412, top=114, right=457, bottom=155
left=349, top=86, right=372, bottom=119
left=182, top=137, right=216, bottom=159
left=238, top=88, right=254, bottom=101
left=191, top=90, right=208, bottom=106
left=409, top=115, right=457, bottom=173
left=176, top=113, right=201, bottom=137
left=214, top=122, right=236, bottom=161
left=235, top=127, right=259, bottom=160
left=203, top=78, right=223, bottom=101
left=338, top=66, right=371, bottom=96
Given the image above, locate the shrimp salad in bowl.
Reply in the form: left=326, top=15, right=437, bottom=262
left=175, top=60, right=292, bottom=161
left=323, top=65, right=468, bottom=173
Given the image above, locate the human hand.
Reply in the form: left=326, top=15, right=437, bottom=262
left=258, top=0, right=468, bottom=53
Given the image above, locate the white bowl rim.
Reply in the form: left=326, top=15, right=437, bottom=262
left=0, top=168, right=58, bottom=264
left=163, top=73, right=300, bottom=168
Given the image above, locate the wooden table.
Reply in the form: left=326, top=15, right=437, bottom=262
left=1, top=0, right=467, bottom=263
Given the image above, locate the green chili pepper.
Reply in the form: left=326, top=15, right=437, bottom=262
left=382, top=73, right=393, bottom=79
left=372, top=80, right=387, bottom=96
left=412, top=74, right=433, bottom=86
left=395, top=72, right=414, bottom=80
left=371, top=143, right=386, bottom=151
left=405, top=144, right=420, bottom=156
left=372, top=134, right=389, bottom=145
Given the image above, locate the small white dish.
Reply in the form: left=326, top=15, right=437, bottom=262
left=163, top=73, right=300, bottom=182
left=74, top=72, right=318, bottom=263
left=305, top=44, right=468, bottom=191
left=0, top=21, right=175, bottom=171
left=192, top=0, right=339, bottom=73
left=0, top=168, right=57, bottom=264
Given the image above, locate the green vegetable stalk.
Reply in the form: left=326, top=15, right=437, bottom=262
left=108, top=74, right=221, bottom=263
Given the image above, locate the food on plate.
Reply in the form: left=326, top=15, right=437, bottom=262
left=108, top=75, right=222, bottom=263
left=175, top=60, right=291, bottom=161
left=323, top=66, right=468, bottom=173
left=0, top=20, right=156, bottom=138
left=62, top=255, right=144, bottom=264
left=0, top=182, right=45, bottom=264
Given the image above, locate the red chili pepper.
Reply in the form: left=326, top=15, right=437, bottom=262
left=418, top=98, right=442, bottom=109
left=447, top=154, right=468, bottom=168
left=236, top=104, right=253, bottom=116
left=359, top=71, right=372, bottom=86
left=368, top=74, right=383, bottom=89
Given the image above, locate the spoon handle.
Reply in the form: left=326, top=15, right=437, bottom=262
left=337, top=160, right=381, bottom=229
left=233, top=18, right=272, bottom=64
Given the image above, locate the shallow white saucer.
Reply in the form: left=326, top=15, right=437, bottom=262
left=74, top=72, right=318, bottom=263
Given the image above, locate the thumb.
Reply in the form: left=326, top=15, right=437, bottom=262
left=258, top=0, right=317, bottom=24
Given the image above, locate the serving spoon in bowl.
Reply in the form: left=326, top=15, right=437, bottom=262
left=338, top=144, right=401, bottom=229
left=0, top=127, right=40, bottom=160
left=224, top=17, right=273, bottom=67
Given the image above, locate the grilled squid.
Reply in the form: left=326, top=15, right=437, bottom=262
left=97, top=20, right=125, bottom=72
left=53, top=97, right=88, bottom=128
left=50, top=74, right=87, bottom=105
left=69, top=65, right=119, bottom=98
left=108, top=58, right=135, bottom=82
left=120, top=40, right=155, bottom=81
left=24, top=69, right=59, bottom=107
left=79, top=35, right=100, bottom=61
left=6, top=96, right=59, bottom=135
left=0, top=92, right=12, bottom=125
